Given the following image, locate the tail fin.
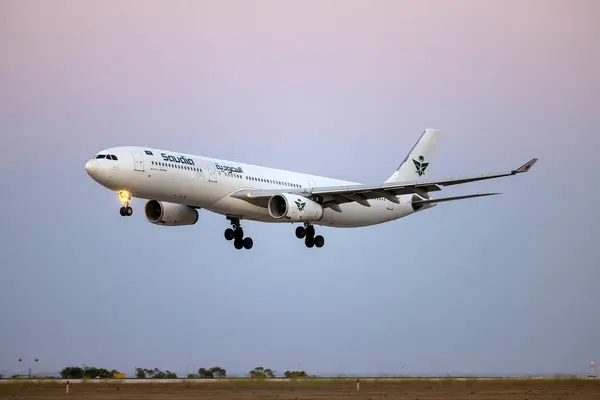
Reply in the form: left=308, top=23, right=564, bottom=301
left=385, top=128, right=440, bottom=183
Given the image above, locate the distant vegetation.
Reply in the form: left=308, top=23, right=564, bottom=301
left=60, top=367, right=124, bottom=379
left=134, top=368, right=177, bottom=379
left=51, top=365, right=309, bottom=379
left=186, top=367, right=227, bottom=379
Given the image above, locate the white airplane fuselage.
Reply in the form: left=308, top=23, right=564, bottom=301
left=84, top=146, right=420, bottom=228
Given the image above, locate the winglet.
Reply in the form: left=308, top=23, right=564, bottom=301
left=512, top=158, right=538, bottom=174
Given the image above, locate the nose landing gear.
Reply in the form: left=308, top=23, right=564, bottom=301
left=295, top=223, right=324, bottom=248
left=224, top=217, right=253, bottom=250
left=118, top=190, right=133, bottom=217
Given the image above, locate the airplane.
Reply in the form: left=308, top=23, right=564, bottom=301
left=84, top=129, right=537, bottom=250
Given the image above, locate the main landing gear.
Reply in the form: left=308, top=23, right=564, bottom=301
left=118, top=190, right=133, bottom=217
left=295, top=223, right=325, bottom=248
left=224, top=217, right=253, bottom=250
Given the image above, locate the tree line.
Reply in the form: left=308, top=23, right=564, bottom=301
left=59, top=365, right=309, bottom=379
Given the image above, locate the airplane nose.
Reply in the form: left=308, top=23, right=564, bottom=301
left=85, top=159, right=98, bottom=176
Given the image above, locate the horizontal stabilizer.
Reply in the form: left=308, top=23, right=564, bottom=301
left=413, top=192, right=500, bottom=206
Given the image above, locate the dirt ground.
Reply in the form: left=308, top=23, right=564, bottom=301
left=1, top=379, right=599, bottom=399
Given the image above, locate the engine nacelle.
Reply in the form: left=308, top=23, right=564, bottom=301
left=268, top=193, right=324, bottom=222
left=410, top=194, right=435, bottom=212
left=144, top=200, right=199, bottom=226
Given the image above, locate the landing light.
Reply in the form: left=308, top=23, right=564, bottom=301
left=118, top=190, right=132, bottom=203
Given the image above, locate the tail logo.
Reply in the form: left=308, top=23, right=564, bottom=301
left=412, top=155, right=429, bottom=176
left=295, top=199, right=306, bottom=211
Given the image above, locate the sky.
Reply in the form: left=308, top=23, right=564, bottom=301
left=0, top=0, right=599, bottom=377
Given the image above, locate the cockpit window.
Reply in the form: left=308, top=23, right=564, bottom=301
left=144, top=150, right=153, bottom=155
left=110, top=154, right=118, bottom=160
left=96, top=154, right=106, bottom=159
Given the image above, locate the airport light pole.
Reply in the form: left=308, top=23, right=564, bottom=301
left=34, top=359, right=39, bottom=377
left=17, top=358, right=22, bottom=377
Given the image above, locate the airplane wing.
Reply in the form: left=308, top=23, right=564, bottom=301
left=412, top=192, right=501, bottom=206
left=230, top=158, right=537, bottom=208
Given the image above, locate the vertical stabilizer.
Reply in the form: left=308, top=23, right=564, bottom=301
left=385, top=129, right=440, bottom=183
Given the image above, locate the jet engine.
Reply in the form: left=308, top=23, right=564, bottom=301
left=410, top=194, right=435, bottom=212
left=144, top=200, right=199, bottom=226
left=268, top=193, right=324, bottom=222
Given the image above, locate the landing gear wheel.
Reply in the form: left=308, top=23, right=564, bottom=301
left=234, top=228, right=244, bottom=240
left=295, top=226, right=306, bottom=239
left=300, top=223, right=323, bottom=248
left=305, top=236, right=315, bottom=248
left=226, top=217, right=253, bottom=249
left=120, top=206, right=133, bottom=216
left=314, top=235, right=324, bottom=248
